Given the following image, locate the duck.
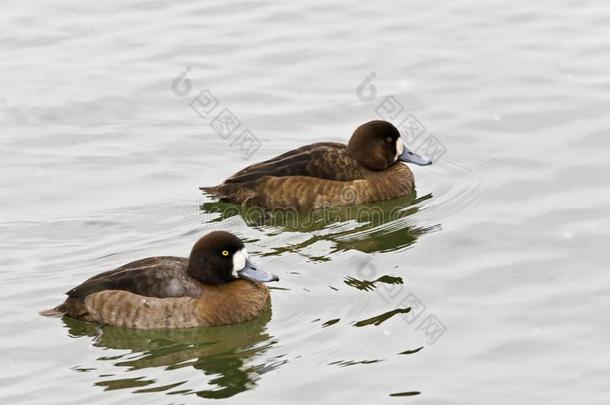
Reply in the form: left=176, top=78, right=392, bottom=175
left=40, top=231, right=279, bottom=329
left=200, top=120, right=432, bottom=209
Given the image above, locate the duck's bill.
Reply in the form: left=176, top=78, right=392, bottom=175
left=399, top=145, right=432, bottom=166
left=238, top=258, right=279, bottom=283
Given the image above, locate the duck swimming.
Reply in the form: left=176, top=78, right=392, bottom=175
left=40, top=231, right=279, bottom=329
left=200, top=120, right=432, bottom=209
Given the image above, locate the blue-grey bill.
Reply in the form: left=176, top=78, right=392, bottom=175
left=399, top=145, right=432, bottom=166
left=238, top=258, right=279, bottom=283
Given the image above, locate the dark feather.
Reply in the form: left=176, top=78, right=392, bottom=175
left=223, top=143, right=362, bottom=183
left=66, top=257, right=201, bottom=299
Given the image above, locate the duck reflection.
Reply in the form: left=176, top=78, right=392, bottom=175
left=63, top=312, right=280, bottom=399
left=199, top=194, right=438, bottom=258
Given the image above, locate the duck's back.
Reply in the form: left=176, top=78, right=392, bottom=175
left=225, top=142, right=362, bottom=183
left=66, top=257, right=201, bottom=299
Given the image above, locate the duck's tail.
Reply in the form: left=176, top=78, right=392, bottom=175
left=39, top=303, right=66, bottom=317
left=200, top=184, right=235, bottom=201
left=199, top=185, right=222, bottom=196
left=201, top=181, right=262, bottom=208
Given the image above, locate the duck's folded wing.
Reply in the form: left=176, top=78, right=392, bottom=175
left=67, top=257, right=200, bottom=299
left=219, top=142, right=361, bottom=183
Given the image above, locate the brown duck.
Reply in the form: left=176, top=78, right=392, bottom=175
left=200, top=120, right=432, bottom=209
left=40, top=231, right=279, bottom=329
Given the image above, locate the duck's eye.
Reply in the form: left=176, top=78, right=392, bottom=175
left=221, top=250, right=229, bottom=257
left=386, top=136, right=392, bottom=142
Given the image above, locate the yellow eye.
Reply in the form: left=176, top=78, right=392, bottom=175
left=221, top=250, right=229, bottom=257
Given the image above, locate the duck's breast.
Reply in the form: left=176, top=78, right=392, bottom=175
left=362, top=163, right=415, bottom=202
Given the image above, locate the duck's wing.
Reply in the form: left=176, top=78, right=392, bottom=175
left=220, top=142, right=363, bottom=183
left=66, top=257, right=201, bottom=299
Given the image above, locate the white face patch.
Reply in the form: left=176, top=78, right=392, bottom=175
left=395, top=137, right=405, bottom=161
left=232, top=247, right=248, bottom=276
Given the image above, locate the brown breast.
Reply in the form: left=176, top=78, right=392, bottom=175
left=249, top=162, right=416, bottom=209
left=62, top=279, right=271, bottom=329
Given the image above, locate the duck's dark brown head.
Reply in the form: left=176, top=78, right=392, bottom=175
left=347, top=120, right=432, bottom=170
left=187, top=231, right=279, bottom=285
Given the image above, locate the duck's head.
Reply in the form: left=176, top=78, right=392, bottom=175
left=187, top=231, right=279, bottom=285
left=347, top=120, right=432, bottom=171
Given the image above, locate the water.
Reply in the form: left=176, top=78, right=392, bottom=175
left=1, top=0, right=610, bottom=403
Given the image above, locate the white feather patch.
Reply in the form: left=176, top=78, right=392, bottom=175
left=395, top=137, right=404, bottom=161
left=232, top=248, right=248, bottom=275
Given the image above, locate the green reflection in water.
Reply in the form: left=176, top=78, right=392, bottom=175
left=344, top=275, right=404, bottom=292
left=199, top=193, right=438, bottom=257
left=63, top=312, right=283, bottom=399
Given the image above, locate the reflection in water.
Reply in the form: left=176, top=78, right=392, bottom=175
left=390, top=391, right=421, bottom=397
left=328, top=359, right=384, bottom=367
left=63, top=312, right=283, bottom=399
left=353, top=308, right=411, bottom=327
left=399, top=347, right=424, bottom=355
left=344, top=275, right=403, bottom=292
left=321, top=318, right=341, bottom=328
left=199, top=194, right=438, bottom=257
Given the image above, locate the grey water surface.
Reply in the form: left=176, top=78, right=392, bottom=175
left=1, top=1, right=610, bottom=404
